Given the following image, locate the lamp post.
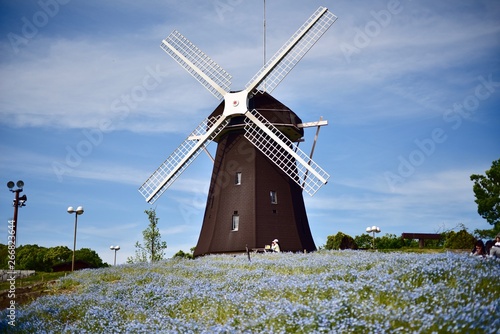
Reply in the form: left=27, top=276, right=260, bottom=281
left=366, top=226, right=381, bottom=249
left=7, top=180, right=27, bottom=252
left=67, top=206, right=84, bottom=271
left=110, top=245, right=120, bottom=265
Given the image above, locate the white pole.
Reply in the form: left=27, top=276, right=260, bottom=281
left=263, top=0, right=266, bottom=67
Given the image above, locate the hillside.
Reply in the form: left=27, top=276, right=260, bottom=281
left=1, top=251, right=499, bottom=333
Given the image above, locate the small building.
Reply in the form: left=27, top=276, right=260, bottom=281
left=52, top=260, right=93, bottom=272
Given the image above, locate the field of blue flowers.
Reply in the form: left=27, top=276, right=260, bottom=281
left=1, top=250, right=499, bottom=333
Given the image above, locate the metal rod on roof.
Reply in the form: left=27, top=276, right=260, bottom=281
left=263, top=0, right=266, bottom=66
left=302, top=116, right=324, bottom=189
left=263, top=0, right=267, bottom=91
left=202, top=147, right=215, bottom=162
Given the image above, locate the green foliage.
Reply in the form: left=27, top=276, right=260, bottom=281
left=400, top=238, right=419, bottom=248
left=353, top=233, right=404, bottom=250
left=443, top=229, right=476, bottom=249
left=376, top=233, right=404, bottom=249
left=324, top=225, right=482, bottom=250
left=127, top=241, right=148, bottom=263
left=173, top=248, right=194, bottom=260
left=325, top=232, right=357, bottom=250
left=128, top=208, right=167, bottom=263
left=74, top=248, right=107, bottom=268
left=354, top=234, right=373, bottom=249
left=17, top=245, right=51, bottom=271
left=0, top=271, right=68, bottom=292
left=0, top=244, right=107, bottom=271
left=474, top=227, right=498, bottom=239
left=328, top=229, right=476, bottom=251
left=470, top=158, right=500, bottom=236
left=325, top=232, right=342, bottom=250
left=57, top=278, right=81, bottom=291
left=44, top=246, right=72, bottom=265
left=421, top=237, right=444, bottom=249
left=0, top=244, right=6, bottom=269
left=325, top=233, right=339, bottom=250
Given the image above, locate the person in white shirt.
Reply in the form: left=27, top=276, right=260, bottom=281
left=271, top=239, right=281, bottom=253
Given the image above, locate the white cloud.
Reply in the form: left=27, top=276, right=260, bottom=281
left=0, top=1, right=497, bottom=262
left=2, top=1, right=498, bottom=132
left=305, top=167, right=485, bottom=236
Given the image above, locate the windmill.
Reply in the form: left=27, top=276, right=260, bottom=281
left=139, top=6, right=337, bottom=256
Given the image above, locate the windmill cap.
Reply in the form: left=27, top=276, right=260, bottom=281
left=273, top=239, right=279, bottom=243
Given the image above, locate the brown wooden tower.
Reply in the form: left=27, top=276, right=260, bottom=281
left=139, top=7, right=337, bottom=257
left=194, top=92, right=316, bottom=256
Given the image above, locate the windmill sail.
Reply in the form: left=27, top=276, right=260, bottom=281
left=139, top=115, right=229, bottom=203
left=161, top=30, right=232, bottom=100
left=141, top=6, right=335, bottom=204
left=140, top=6, right=337, bottom=256
left=244, top=109, right=329, bottom=196
left=245, top=6, right=337, bottom=94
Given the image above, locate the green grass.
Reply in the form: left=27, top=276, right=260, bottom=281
left=0, top=271, right=67, bottom=292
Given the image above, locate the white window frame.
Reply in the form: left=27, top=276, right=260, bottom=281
left=232, top=213, right=239, bottom=231
left=270, top=191, right=278, bottom=204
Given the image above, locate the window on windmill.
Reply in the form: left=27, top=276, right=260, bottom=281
left=270, top=191, right=278, bottom=204
left=232, top=213, right=239, bottom=231
left=235, top=172, right=242, bottom=185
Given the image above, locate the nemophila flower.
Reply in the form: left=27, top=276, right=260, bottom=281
left=1, top=251, right=499, bottom=333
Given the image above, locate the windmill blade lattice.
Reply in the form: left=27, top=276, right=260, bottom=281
left=161, top=30, right=232, bottom=100
left=141, top=6, right=335, bottom=204
left=244, top=109, right=330, bottom=196
left=245, top=6, right=337, bottom=94
left=139, top=115, right=229, bottom=203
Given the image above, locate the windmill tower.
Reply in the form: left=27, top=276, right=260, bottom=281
left=139, top=7, right=337, bottom=256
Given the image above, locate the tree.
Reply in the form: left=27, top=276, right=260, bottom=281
left=74, top=248, right=108, bottom=268
left=0, top=244, right=106, bottom=271
left=443, top=229, right=476, bottom=249
left=44, top=245, right=72, bottom=266
left=354, top=234, right=373, bottom=249
left=470, top=158, right=500, bottom=238
left=127, top=209, right=167, bottom=263
left=17, top=244, right=50, bottom=271
left=0, top=244, right=6, bottom=269
left=376, top=234, right=404, bottom=249
left=173, top=248, right=194, bottom=260
left=325, top=232, right=357, bottom=250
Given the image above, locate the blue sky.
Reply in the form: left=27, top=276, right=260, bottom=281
left=1, top=0, right=499, bottom=265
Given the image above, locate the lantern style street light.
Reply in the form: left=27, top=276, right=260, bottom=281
left=366, top=226, right=381, bottom=249
left=110, top=245, right=120, bottom=266
left=67, top=206, right=84, bottom=271
left=7, top=180, right=27, bottom=252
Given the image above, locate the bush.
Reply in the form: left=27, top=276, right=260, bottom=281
left=443, top=229, right=476, bottom=249
left=173, top=250, right=194, bottom=260
left=0, top=244, right=107, bottom=271
left=354, top=234, right=373, bottom=249
left=325, top=232, right=358, bottom=250
left=376, top=233, right=404, bottom=249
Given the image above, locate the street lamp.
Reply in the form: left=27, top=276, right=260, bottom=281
left=110, top=245, right=120, bottom=265
left=366, top=226, right=381, bottom=249
left=7, top=180, right=27, bottom=250
left=67, top=206, right=84, bottom=271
